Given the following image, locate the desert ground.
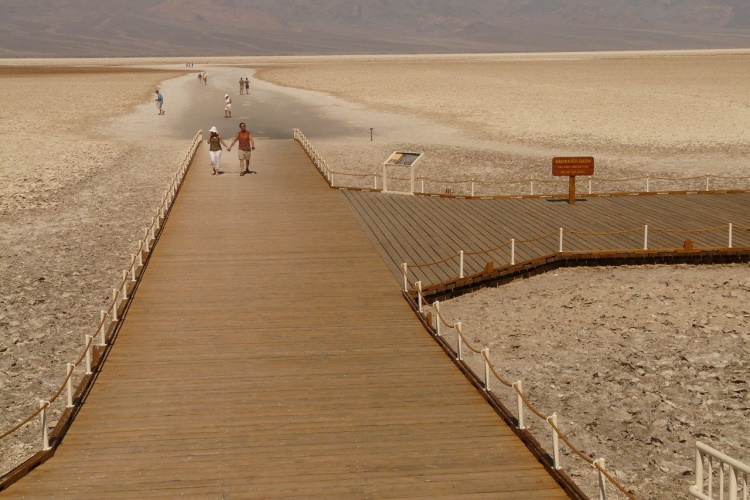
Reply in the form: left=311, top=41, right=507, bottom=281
left=1, top=52, right=749, bottom=499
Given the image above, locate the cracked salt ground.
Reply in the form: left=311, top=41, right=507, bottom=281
left=429, top=264, right=749, bottom=500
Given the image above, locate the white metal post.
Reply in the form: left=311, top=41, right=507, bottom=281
left=481, top=348, right=490, bottom=392
left=549, top=412, right=561, bottom=469
left=456, top=322, right=463, bottom=361
left=646, top=176, right=650, bottom=193
left=459, top=251, right=465, bottom=278
left=420, top=178, right=424, bottom=193
left=416, top=281, right=423, bottom=314
left=694, top=448, right=704, bottom=497
left=530, top=180, right=534, bottom=195
left=729, top=465, right=738, bottom=500
left=40, top=401, right=50, bottom=450
left=85, top=335, right=93, bottom=375
left=401, top=263, right=408, bottom=292
left=130, top=255, right=137, bottom=280
left=559, top=228, right=564, bottom=252
left=143, top=230, right=150, bottom=252
left=596, top=458, right=607, bottom=500
left=374, top=175, right=377, bottom=190
left=706, top=175, right=710, bottom=191
left=588, top=178, right=592, bottom=195
left=511, top=239, right=516, bottom=265
left=122, top=271, right=128, bottom=300
left=66, top=363, right=74, bottom=408
left=470, top=180, right=475, bottom=197
left=434, top=301, right=441, bottom=336
left=644, top=225, right=649, bottom=250
left=112, top=289, right=119, bottom=321
left=99, top=310, right=107, bottom=346
left=514, top=381, right=525, bottom=429
left=729, top=223, right=733, bottom=248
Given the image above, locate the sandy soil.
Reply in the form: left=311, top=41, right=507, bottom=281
left=1, top=53, right=749, bottom=499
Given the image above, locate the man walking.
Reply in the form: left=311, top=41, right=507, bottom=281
left=227, top=122, right=256, bottom=176
left=155, top=90, right=164, bottom=115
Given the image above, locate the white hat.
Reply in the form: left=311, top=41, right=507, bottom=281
left=224, top=94, right=229, bottom=98
left=209, top=126, right=218, bottom=134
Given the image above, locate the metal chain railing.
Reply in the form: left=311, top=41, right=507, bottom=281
left=0, top=130, right=203, bottom=466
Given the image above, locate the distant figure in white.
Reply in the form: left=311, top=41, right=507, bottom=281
left=224, top=94, right=232, bottom=118
left=207, top=126, right=229, bottom=175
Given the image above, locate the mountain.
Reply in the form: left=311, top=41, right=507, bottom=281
left=1, top=0, right=749, bottom=57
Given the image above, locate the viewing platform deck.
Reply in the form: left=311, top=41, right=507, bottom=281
left=2, top=140, right=573, bottom=499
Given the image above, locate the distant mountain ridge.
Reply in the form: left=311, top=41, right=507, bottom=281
left=1, top=0, right=749, bottom=57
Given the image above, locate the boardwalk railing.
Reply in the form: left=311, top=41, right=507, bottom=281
left=690, top=441, right=749, bottom=500
left=400, top=227, right=749, bottom=499
left=402, top=223, right=750, bottom=289
left=0, top=130, right=203, bottom=487
left=293, top=129, right=333, bottom=185
left=292, top=129, right=750, bottom=197
left=406, top=278, right=637, bottom=499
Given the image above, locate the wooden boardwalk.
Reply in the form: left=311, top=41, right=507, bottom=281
left=3, top=140, right=571, bottom=499
left=343, top=190, right=750, bottom=286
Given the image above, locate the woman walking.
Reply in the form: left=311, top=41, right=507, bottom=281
left=224, top=94, right=232, bottom=118
left=207, top=126, right=229, bottom=175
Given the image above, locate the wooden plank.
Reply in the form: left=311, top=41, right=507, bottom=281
left=2, top=140, right=570, bottom=499
left=343, top=188, right=750, bottom=286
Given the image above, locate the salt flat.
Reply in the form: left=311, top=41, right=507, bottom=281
left=1, top=52, right=748, bottom=499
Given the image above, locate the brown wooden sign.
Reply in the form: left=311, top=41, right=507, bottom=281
left=552, top=157, right=594, bottom=177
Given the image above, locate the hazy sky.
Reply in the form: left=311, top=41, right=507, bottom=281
left=1, top=0, right=749, bottom=57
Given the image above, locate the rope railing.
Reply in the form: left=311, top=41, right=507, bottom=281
left=289, top=130, right=750, bottom=197
left=412, top=282, right=638, bottom=499
left=404, top=221, right=750, bottom=498
left=402, top=223, right=747, bottom=287
left=0, top=130, right=203, bottom=472
left=293, top=129, right=335, bottom=186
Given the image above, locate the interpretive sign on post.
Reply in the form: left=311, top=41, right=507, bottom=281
left=382, top=152, right=424, bottom=195
left=552, top=156, right=594, bottom=204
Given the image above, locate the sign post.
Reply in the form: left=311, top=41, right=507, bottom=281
left=382, top=152, right=424, bottom=195
left=552, top=157, right=594, bottom=205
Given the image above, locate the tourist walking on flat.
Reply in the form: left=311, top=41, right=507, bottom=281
left=207, top=126, right=229, bottom=175
left=227, top=122, right=256, bottom=176
left=244, top=78, right=250, bottom=94
left=197, top=72, right=203, bottom=83
left=224, top=94, right=232, bottom=118
left=239, top=78, right=245, bottom=95
left=155, top=90, right=164, bottom=115
left=203, top=73, right=207, bottom=85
